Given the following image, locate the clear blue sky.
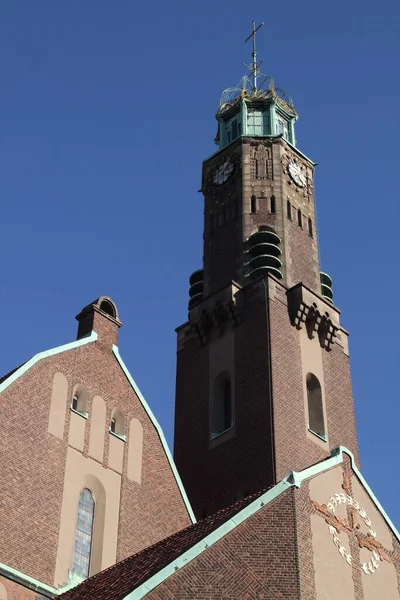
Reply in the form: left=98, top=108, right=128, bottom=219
left=1, top=2, right=399, bottom=526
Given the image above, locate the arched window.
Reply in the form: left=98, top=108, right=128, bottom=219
left=297, top=209, right=303, bottom=228
left=211, top=373, right=232, bottom=439
left=270, top=195, right=276, bottom=214
left=99, top=299, right=116, bottom=318
left=306, top=373, right=325, bottom=439
left=110, top=408, right=125, bottom=438
left=72, top=489, right=95, bottom=579
left=308, top=217, right=313, bottom=237
left=71, top=385, right=88, bottom=415
left=287, top=201, right=292, bottom=220
left=251, top=195, right=257, bottom=214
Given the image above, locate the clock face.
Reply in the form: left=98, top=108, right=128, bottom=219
left=288, top=161, right=307, bottom=188
left=213, top=161, right=234, bottom=185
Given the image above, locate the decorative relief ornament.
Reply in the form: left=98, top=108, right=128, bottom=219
left=250, top=144, right=272, bottom=180
left=213, top=160, right=234, bottom=185
left=312, top=472, right=392, bottom=575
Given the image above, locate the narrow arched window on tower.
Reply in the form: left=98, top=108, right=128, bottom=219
left=308, top=217, right=313, bottom=237
left=287, top=201, right=292, bottom=220
left=72, top=489, right=95, bottom=579
left=297, top=209, right=302, bottom=228
left=251, top=195, right=257, bottom=214
left=306, top=373, right=325, bottom=439
left=211, top=373, right=232, bottom=439
left=270, top=195, right=276, bottom=214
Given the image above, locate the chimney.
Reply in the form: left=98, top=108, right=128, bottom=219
left=75, top=297, right=122, bottom=347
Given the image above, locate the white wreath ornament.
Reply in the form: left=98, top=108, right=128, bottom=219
left=326, top=492, right=381, bottom=575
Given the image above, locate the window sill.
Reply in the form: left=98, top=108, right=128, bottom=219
left=211, top=426, right=233, bottom=440
left=109, top=428, right=126, bottom=442
left=70, top=406, right=88, bottom=419
left=308, top=428, right=327, bottom=442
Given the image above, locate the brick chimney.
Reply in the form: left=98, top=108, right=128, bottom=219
left=76, top=297, right=122, bottom=347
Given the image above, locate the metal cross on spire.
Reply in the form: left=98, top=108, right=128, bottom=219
left=244, top=20, right=264, bottom=92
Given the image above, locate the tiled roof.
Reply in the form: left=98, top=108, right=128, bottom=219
left=58, top=488, right=269, bottom=600
left=0, top=363, right=26, bottom=386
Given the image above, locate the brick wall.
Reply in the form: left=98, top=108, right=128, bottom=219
left=0, top=312, right=191, bottom=588
left=145, top=488, right=300, bottom=600
left=322, top=346, right=359, bottom=466
left=270, top=283, right=359, bottom=480
left=269, top=290, right=329, bottom=480
left=0, top=576, right=48, bottom=600
left=174, top=282, right=275, bottom=519
left=287, top=217, right=318, bottom=291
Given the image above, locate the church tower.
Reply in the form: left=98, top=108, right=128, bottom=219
left=174, top=22, right=359, bottom=519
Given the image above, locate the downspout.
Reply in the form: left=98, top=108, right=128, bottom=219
left=263, top=278, right=276, bottom=484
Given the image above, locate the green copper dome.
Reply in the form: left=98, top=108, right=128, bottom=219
left=214, top=21, right=298, bottom=150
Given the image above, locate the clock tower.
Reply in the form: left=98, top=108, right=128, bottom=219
left=174, top=23, right=359, bottom=519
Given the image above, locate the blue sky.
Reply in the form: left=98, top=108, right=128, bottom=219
left=0, top=1, right=399, bottom=527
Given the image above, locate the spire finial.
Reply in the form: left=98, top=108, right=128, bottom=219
left=244, top=20, right=264, bottom=92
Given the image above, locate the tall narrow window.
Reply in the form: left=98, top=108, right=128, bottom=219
left=211, top=374, right=232, bottom=439
left=276, top=116, right=289, bottom=140
left=251, top=195, right=257, bottom=214
left=297, top=209, right=302, bottom=228
left=110, top=408, right=125, bottom=438
left=308, top=217, right=313, bottom=237
left=71, top=385, right=88, bottom=415
left=231, top=119, right=238, bottom=140
left=72, top=489, right=95, bottom=579
left=287, top=201, right=292, bottom=220
left=270, top=195, right=276, bottom=214
left=306, top=373, right=325, bottom=439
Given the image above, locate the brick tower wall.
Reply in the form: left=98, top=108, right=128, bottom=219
left=174, top=282, right=275, bottom=519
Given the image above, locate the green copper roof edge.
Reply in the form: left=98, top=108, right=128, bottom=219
left=122, top=446, right=399, bottom=600
left=123, top=476, right=293, bottom=600
left=284, top=139, right=317, bottom=166
left=0, top=331, right=98, bottom=394
left=112, top=346, right=196, bottom=525
left=0, top=562, right=59, bottom=598
left=339, top=447, right=400, bottom=542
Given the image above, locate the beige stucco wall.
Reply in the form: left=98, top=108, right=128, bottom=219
left=127, top=418, right=143, bottom=484
left=88, top=395, right=106, bottom=463
left=0, top=581, right=7, bottom=600
left=54, top=447, right=121, bottom=588
left=309, top=466, right=354, bottom=599
left=299, top=327, right=328, bottom=450
left=351, top=476, right=398, bottom=599
left=68, top=410, right=86, bottom=452
left=48, top=371, right=68, bottom=440
left=352, top=476, right=393, bottom=551
left=108, top=433, right=124, bottom=474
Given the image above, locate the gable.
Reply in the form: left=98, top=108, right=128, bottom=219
left=304, top=453, right=400, bottom=600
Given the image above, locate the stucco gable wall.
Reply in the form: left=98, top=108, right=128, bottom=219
left=298, top=455, right=400, bottom=599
